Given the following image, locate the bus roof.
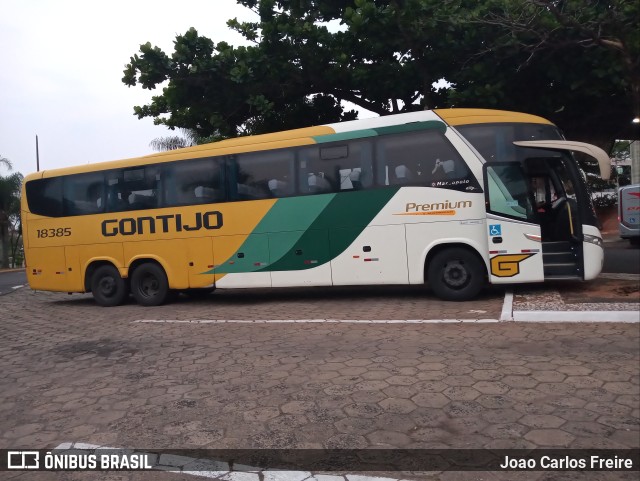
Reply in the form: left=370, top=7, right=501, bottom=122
left=434, top=108, right=553, bottom=126
left=27, top=108, right=553, bottom=180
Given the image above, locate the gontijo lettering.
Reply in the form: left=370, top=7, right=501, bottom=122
left=101, top=211, right=223, bottom=237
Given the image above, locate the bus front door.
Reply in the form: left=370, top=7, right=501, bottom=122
left=483, top=163, right=545, bottom=284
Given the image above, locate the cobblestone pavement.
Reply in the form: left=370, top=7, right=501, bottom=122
left=1, top=287, right=638, bottom=481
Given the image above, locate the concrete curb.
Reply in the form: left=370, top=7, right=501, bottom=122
left=502, top=290, right=639, bottom=323
left=513, top=310, right=639, bottom=322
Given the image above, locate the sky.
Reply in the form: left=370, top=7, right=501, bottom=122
left=0, top=0, right=264, bottom=176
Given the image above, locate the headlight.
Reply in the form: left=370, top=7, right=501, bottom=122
left=583, top=234, right=603, bottom=247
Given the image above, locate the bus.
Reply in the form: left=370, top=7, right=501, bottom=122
left=618, top=184, right=640, bottom=245
left=21, top=109, right=611, bottom=307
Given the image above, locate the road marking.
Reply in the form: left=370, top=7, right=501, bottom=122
left=11, top=285, right=24, bottom=289
left=134, top=312, right=639, bottom=324
left=513, top=311, right=640, bottom=322
left=500, top=291, right=514, bottom=321
left=134, top=319, right=499, bottom=324
left=54, top=443, right=404, bottom=481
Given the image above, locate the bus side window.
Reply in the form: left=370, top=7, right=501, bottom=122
left=62, top=172, right=105, bottom=216
left=232, top=150, right=294, bottom=200
left=25, top=177, right=63, bottom=217
left=164, top=157, right=223, bottom=206
left=120, top=167, right=160, bottom=210
left=300, top=140, right=373, bottom=194
left=376, top=131, right=467, bottom=186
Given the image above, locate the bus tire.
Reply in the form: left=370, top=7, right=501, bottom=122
left=427, top=247, right=485, bottom=301
left=130, top=262, right=170, bottom=307
left=91, top=265, right=128, bottom=307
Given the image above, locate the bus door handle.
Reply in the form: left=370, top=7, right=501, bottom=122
left=492, top=237, right=503, bottom=244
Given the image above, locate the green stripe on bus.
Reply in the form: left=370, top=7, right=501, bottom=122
left=261, top=187, right=399, bottom=272
left=252, top=194, right=335, bottom=233
left=311, top=121, right=446, bottom=144
left=312, top=129, right=378, bottom=143
left=373, top=121, right=446, bottom=136
left=210, top=194, right=334, bottom=274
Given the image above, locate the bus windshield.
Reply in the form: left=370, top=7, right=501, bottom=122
left=456, top=123, right=563, bottom=163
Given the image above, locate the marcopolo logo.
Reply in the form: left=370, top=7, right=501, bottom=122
left=101, top=211, right=223, bottom=237
left=395, top=200, right=473, bottom=216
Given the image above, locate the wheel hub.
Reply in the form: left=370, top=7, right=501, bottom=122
left=443, top=261, right=468, bottom=287
left=140, top=275, right=159, bottom=297
left=99, top=277, right=116, bottom=296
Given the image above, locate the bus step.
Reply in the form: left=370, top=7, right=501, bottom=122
left=542, top=241, right=576, bottom=253
left=543, top=251, right=577, bottom=264
left=543, top=274, right=582, bottom=281
left=544, top=262, right=581, bottom=277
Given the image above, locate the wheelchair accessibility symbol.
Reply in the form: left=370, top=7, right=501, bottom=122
left=489, top=224, right=502, bottom=236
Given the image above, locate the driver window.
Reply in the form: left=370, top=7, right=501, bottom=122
left=486, top=164, right=536, bottom=222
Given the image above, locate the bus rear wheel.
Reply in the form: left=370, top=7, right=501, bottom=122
left=427, top=247, right=485, bottom=301
left=91, top=265, right=128, bottom=307
left=131, top=262, right=170, bottom=307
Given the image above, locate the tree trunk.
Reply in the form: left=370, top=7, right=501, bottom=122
left=0, top=219, right=9, bottom=269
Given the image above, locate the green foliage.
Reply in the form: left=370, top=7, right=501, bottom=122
left=592, top=193, right=617, bottom=210
left=123, top=1, right=639, bottom=147
left=0, top=158, right=23, bottom=268
left=451, top=0, right=639, bottom=149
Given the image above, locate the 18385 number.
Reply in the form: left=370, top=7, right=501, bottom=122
left=36, top=227, right=71, bottom=238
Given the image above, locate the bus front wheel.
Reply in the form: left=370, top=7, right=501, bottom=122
left=91, top=265, right=128, bottom=307
left=427, top=248, right=485, bottom=301
left=131, top=262, right=170, bottom=307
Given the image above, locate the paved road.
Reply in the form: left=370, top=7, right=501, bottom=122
left=0, top=269, right=26, bottom=296
left=1, top=287, right=638, bottom=480
left=603, top=240, right=640, bottom=274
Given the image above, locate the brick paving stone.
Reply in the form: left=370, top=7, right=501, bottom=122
left=475, top=394, right=512, bottom=409
left=470, top=369, right=503, bottom=381
left=378, top=398, right=417, bottom=414
left=471, top=381, right=510, bottom=395
left=518, top=414, right=566, bottom=429
left=481, top=409, right=523, bottom=424
left=602, top=382, right=640, bottom=395
left=596, top=415, right=640, bottom=431
left=0, top=284, right=637, bottom=480
left=592, top=369, right=632, bottom=382
left=564, top=376, right=604, bottom=389
left=411, top=393, right=450, bottom=408
left=482, top=422, right=529, bottom=439
left=441, top=386, right=481, bottom=401
left=366, top=430, right=412, bottom=447
left=351, top=390, right=386, bottom=403
left=523, top=429, right=575, bottom=446
left=501, top=376, right=539, bottom=389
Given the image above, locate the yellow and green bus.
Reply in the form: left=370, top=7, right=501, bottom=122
left=21, top=109, right=610, bottom=306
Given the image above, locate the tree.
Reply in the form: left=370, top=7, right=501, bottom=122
left=456, top=0, right=639, bottom=151
left=0, top=157, right=23, bottom=269
left=123, top=27, right=356, bottom=139
left=123, top=0, right=639, bottom=150
left=8, top=208, right=22, bottom=269
left=0, top=156, right=12, bottom=170
left=150, top=128, right=199, bottom=152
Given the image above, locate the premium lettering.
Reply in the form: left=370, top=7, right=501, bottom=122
left=101, top=211, right=223, bottom=237
left=405, top=200, right=472, bottom=212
